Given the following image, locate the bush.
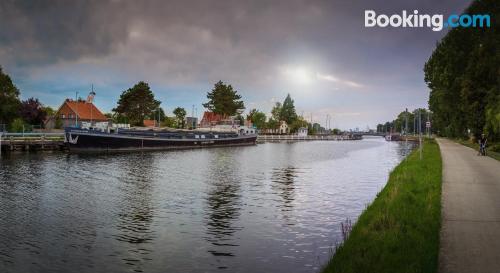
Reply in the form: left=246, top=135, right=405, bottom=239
left=9, top=118, right=26, bottom=132
left=490, top=144, right=500, bottom=153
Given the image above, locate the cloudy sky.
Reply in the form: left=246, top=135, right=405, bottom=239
left=0, top=0, right=471, bottom=129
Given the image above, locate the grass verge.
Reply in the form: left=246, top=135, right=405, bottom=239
left=322, top=140, right=442, bottom=273
left=455, top=139, right=500, bottom=161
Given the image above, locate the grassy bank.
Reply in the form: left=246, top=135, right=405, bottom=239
left=455, top=139, right=500, bottom=162
left=322, top=140, right=442, bottom=273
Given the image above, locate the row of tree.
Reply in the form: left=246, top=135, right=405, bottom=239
left=424, top=0, right=499, bottom=140
left=0, top=66, right=54, bottom=132
left=376, top=108, right=432, bottom=135
left=111, top=79, right=319, bottom=133
left=110, top=80, right=245, bottom=128
left=1, top=65, right=331, bottom=134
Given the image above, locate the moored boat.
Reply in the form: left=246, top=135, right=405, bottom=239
left=64, top=127, right=257, bottom=152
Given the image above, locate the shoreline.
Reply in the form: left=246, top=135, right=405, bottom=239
left=322, top=139, right=442, bottom=273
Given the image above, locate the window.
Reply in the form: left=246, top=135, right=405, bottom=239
left=61, top=114, right=65, bottom=118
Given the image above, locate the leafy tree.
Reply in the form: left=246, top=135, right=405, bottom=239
left=246, top=108, right=267, bottom=129
left=280, top=94, right=297, bottom=124
left=146, top=107, right=166, bottom=123
left=113, top=81, right=160, bottom=126
left=173, top=107, right=187, bottom=128
left=43, top=106, right=56, bottom=117
left=289, top=116, right=309, bottom=133
left=161, top=116, right=177, bottom=128
left=19, top=97, right=47, bottom=126
left=485, top=95, right=500, bottom=136
left=0, top=66, right=21, bottom=126
left=10, top=118, right=26, bottom=133
left=332, top=128, right=341, bottom=135
left=266, top=118, right=279, bottom=132
left=202, top=81, right=245, bottom=116
left=424, top=0, right=499, bottom=140
left=271, top=102, right=282, bottom=121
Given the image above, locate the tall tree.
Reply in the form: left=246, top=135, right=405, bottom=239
left=280, top=94, right=297, bottom=124
left=246, top=108, right=266, bottom=129
left=19, top=97, right=47, bottom=126
left=0, top=66, right=21, bottom=126
left=173, top=107, right=187, bottom=128
left=424, top=0, right=499, bottom=139
left=271, top=102, right=282, bottom=121
left=202, top=81, right=245, bottom=116
left=113, top=81, right=160, bottom=126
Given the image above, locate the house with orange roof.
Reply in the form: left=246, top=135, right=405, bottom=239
left=143, top=119, right=158, bottom=127
left=45, top=99, right=109, bottom=129
left=199, top=112, right=225, bottom=128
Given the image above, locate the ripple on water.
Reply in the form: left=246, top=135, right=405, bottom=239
left=0, top=138, right=414, bottom=273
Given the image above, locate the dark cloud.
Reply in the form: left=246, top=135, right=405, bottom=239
left=0, top=0, right=473, bottom=128
left=0, top=0, right=129, bottom=65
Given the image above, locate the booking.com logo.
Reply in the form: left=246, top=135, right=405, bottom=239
left=365, top=10, right=491, bottom=31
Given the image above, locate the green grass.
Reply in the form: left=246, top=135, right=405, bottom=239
left=322, top=140, right=442, bottom=273
left=455, top=139, right=500, bottom=161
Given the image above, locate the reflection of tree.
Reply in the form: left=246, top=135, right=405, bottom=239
left=204, top=151, right=242, bottom=258
left=271, top=167, right=297, bottom=211
left=114, top=153, right=156, bottom=272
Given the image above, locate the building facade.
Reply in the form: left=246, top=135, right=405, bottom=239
left=45, top=99, right=108, bottom=129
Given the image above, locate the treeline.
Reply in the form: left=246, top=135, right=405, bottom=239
left=0, top=66, right=54, bottom=132
left=376, top=108, right=431, bottom=134
left=424, top=0, right=499, bottom=140
left=1, top=65, right=334, bottom=134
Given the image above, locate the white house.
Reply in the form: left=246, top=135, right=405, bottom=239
left=297, top=127, right=308, bottom=137
left=279, top=121, right=289, bottom=134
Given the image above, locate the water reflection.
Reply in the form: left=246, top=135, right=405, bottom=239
left=204, top=151, right=243, bottom=263
left=271, top=167, right=300, bottom=211
left=0, top=139, right=414, bottom=273
left=113, top=153, right=156, bottom=272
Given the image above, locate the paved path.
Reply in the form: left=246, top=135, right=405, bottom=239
left=437, top=138, right=500, bottom=273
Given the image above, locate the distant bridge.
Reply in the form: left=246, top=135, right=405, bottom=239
left=353, top=132, right=386, bottom=137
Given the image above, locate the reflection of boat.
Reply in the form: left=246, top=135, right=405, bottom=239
left=64, top=127, right=257, bottom=152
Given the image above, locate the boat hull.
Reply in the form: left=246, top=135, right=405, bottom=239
left=65, top=131, right=257, bottom=152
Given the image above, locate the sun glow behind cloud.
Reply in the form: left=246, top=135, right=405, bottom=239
left=282, top=65, right=364, bottom=88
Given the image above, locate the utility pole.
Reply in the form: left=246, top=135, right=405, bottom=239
left=419, top=109, right=422, bottom=160
left=192, top=104, right=195, bottom=129
left=75, top=91, right=79, bottom=127
left=405, top=108, right=408, bottom=153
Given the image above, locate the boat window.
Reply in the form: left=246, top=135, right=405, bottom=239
left=195, top=135, right=199, bottom=139
left=215, top=135, right=218, bottom=138
left=201, top=135, right=205, bottom=139
left=61, top=114, right=65, bottom=118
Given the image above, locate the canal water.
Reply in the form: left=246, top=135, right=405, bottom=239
left=0, top=137, right=412, bottom=273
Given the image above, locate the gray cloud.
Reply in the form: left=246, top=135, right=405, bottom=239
left=0, top=0, right=472, bottom=128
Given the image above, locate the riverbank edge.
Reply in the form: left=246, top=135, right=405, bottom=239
left=453, top=139, right=500, bottom=162
left=321, top=139, right=442, bottom=273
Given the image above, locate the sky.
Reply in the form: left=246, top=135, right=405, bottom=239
left=0, top=0, right=472, bottom=130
